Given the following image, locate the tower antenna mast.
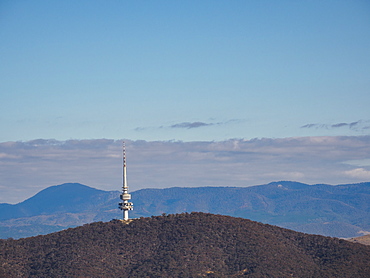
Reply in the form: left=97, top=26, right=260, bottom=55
left=119, top=141, right=133, bottom=221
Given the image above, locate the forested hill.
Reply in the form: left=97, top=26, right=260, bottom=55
left=1, top=213, right=370, bottom=277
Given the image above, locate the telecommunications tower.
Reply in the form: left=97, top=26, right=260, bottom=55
left=119, top=142, right=133, bottom=221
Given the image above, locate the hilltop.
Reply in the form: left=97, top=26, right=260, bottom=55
left=1, top=213, right=370, bottom=277
left=348, top=234, right=370, bottom=246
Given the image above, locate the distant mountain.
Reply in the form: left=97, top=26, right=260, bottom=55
left=133, top=181, right=370, bottom=238
left=0, top=183, right=119, bottom=239
left=1, top=213, right=370, bottom=277
left=0, top=183, right=114, bottom=220
left=1, top=181, right=370, bottom=239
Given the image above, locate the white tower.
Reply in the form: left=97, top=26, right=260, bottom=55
left=119, top=142, right=133, bottom=221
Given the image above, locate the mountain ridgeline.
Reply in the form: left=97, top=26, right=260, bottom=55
left=1, top=181, right=370, bottom=239
left=1, top=213, right=370, bottom=277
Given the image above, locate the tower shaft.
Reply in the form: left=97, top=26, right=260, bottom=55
left=119, top=141, right=133, bottom=221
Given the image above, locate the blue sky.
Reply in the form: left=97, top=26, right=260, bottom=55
left=1, top=0, right=369, bottom=142
left=1, top=1, right=370, bottom=203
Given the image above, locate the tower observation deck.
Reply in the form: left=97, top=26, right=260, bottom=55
left=118, top=142, right=133, bottom=221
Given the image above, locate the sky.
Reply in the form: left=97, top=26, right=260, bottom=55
left=0, top=1, right=370, bottom=203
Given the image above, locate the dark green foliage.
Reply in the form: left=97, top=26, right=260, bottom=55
left=1, top=213, right=370, bottom=277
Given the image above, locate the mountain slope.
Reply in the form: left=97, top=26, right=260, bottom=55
left=0, top=183, right=113, bottom=220
left=1, top=213, right=370, bottom=277
left=1, top=181, right=370, bottom=239
left=0, top=183, right=119, bottom=239
left=132, top=181, right=370, bottom=237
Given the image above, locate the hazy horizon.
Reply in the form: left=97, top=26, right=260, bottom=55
left=1, top=136, right=370, bottom=204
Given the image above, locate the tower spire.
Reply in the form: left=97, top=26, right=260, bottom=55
left=123, top=142, right=127, bottom=190
left=119, top=141, right=133, bottom=220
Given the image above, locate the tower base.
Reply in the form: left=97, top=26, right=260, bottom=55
left=117, top=219, right=135, bottom=224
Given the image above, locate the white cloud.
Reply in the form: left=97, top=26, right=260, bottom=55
left=344, top=168, right=370, bottom=180
left=0, top=153, right=20, bottom=159
left=1, top=136, right=370, bottom=203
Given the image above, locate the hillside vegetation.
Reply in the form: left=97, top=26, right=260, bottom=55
left=1, top=213, right=370, bottom=277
